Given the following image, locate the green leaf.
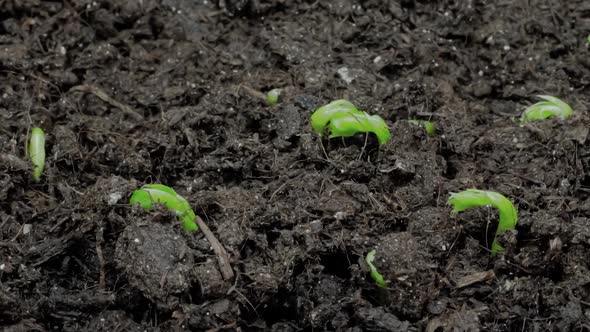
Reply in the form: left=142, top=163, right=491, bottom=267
left=129, top=184, right=199, bottom=232
left=29, top=127, right=45, bottom=182
left=520, top=95, right=573, bottom=124
left=448, top=189, right=517, bottom=255
left=365, top=250, right=387, bottom=288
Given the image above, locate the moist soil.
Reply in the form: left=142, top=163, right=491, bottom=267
left=1, top=0, right=590, bottom=331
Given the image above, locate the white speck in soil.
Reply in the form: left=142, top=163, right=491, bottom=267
left=108, top=192, right=123, bottom=205
left=23, top=224, right=32, bottom=235
left=337, top=67, right=355, bottom=84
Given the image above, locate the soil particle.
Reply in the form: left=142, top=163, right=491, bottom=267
left=115, top=222, right=194, bottom=307
left=372, top=232, right=437, bottom=319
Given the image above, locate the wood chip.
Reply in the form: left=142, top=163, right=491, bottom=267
left=454, top=270, right=495, bottom=289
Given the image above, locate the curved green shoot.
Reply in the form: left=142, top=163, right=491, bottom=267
left=409, top=119, right=436, bottom=136
left=328, top=111, right=390, bottom=145
left=448, top=189, right=517, bottom=255
left=29, top=127, right=45, bottom=182
left=587, top=35, right=590, bottom=45
left=311, top=99, right=361, bottom=134
left=310, top=99, right=391, bottom=145
left=520, top=95, right=573, bottom=124
left=365, top=250, right=386, bottom=288
left=265, top=88, right=281, bottom=105
left=129, top=184, right=198, bottom=232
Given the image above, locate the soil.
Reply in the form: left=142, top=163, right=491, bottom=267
left=1, top=0, right=590, bottom=331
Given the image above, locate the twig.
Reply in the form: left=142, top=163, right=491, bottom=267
left=194, top=216, right=234, bottom=281
left=69, top=84, right=144, bottom=120
left=96, top=224, right=106, bottom=292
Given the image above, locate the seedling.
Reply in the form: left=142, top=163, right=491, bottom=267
left=520, top=95, right=573, bottom=124
left=409, top=119, right=436, bottom=136
left=265, top=88, right=281, bottom=105
left=311, top=99, right=391, bottom=145
left=28, top=127, right=45, bottom=182
left=448, top=189, right=517, bottom=255
left=129, top=184, right=199, bottom=232
left=365, top=249, right=386, bottom=287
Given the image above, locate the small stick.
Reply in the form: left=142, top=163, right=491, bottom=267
left=95, top=224, right=106, bottom=292
left=70, top=84, right=144, bottom=120
left=194, top=215, right=234, bottom=281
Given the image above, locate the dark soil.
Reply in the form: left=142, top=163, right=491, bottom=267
left=2, top=0, right=590, bottom=331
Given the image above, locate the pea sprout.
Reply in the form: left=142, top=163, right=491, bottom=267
left=129, top=184, right=199, bottom=232
left=520, top=95, right=573, bottom=124
left=449, top=189, right=517, bottom=255
left=311, top=99, right=391, bottom=145
left=28, top=127, right=45, bottom=182
left=365, top=249, right=386, bottom=287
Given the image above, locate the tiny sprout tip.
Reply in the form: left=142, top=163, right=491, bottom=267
left=266, top=89, right=280, bottom=105
left=29, top=127, right=46, bottom=183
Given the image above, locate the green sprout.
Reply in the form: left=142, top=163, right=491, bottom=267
left=365, top=249, right=386, bottom=288
left=408, top=119, right=436, bottom=136
left=587, top=35, right=590, bottom=45
left=28, top=127, right=45, bottom=182
left=265, top=88, right=281, bottom=105
left=448, top=189, right=517, bottom=256
left=129, top=184, right=199, bottom=232
left=520, top=95, right=573, bottom=124
left=310, top=99, right=391, bottom=145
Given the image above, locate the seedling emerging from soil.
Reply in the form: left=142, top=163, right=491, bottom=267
left=409, top=119, right=436, bottom=136
left=365, top=250, right=387, bottom=287
left=129, top=184, right=199, bottom=232
left=265, top=88, right=281, bottom=105
left=28, top=127, right=45, bottom=182
left=520, top=95, right=573, bottom=124
left=311, top=99, right=391, bottom=145
left=448, top=189, right=517, bottom=255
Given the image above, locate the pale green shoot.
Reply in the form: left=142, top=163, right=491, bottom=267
left=29, top=127, right=45, bottom=182
left=520, top=95, right=573, bottom=124
left=129, top=184, right=199, bottom=232
left=366, top=249, right=387, bottom=288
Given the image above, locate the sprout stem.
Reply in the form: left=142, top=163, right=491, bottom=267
left=448, top=189, right=517, bottom=255
left=366, top=250, right=387, bottom=287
